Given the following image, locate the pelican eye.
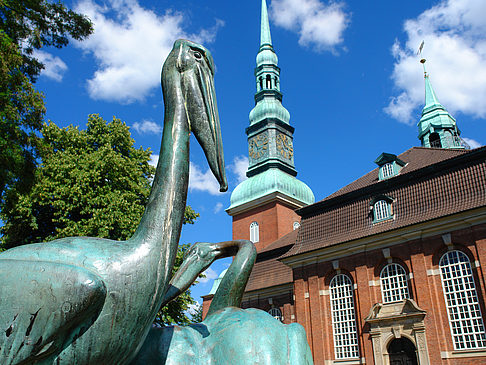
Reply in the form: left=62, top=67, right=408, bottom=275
left=194, top=51, right=202, bottom=60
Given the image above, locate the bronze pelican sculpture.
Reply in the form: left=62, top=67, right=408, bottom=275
left=133, top=240, right=314, bottom=365
left=0, top=39, right=227, bottom=365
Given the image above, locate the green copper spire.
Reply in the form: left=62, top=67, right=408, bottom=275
left=260, top=0, right=272, bottom=47
left=227, top=0, right=314, bottom=214
left=417, top=59, right=465, bottom=149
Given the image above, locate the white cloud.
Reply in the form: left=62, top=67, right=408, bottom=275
left=270, top=0, right=349, bottom=52
left=229, top=155, right=248, bottom=184
left=462, top=137, right=482, bottom=148
left=74, top=0, right=223, bottom=103
left=132, top=120, right=162, bottom=134
left=35, top=50, right=68, bottom=82
left=187, top=302, right=200, bottom=316
left=149, top=153, right=158, bottom=167
left=213, top=202, right=223, bottom=213
left=199, top=267, right=218, bottom=284
left=189, top=162, right=222, bottom=195
left=385, top=0, right=486, bottom=124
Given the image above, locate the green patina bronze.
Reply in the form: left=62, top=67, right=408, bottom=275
left=0, top=38, right=313, bottom=365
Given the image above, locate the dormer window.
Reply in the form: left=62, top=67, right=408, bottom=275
left=374, top=152, right=406, bottom=181
left=382, top=163, right=394, bottom=179
left=371, top=196, right=394, bottom=223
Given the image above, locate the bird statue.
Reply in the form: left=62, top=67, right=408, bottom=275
left=0, top=39, right=228, bottom=365
left=132, top=240, right=314, bottom=364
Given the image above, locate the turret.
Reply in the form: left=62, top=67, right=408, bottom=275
left=417, top=59, right=465, bottom=149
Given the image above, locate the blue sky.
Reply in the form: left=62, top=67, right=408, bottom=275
left=34, top=0, right=486, bottom=309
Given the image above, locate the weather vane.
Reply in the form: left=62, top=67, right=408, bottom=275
left=417, top=40, right=427, bottom=74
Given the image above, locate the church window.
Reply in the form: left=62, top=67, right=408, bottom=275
left=439, top=250, right=486, bottom=350
left=373, top=200, right=391, bottom=222
left=293, top=221, right=300, bottom=230
left=381, top=163, right=394, bottom=179
left=259, top=76, right=263, bottom=91
left=266, top=74, right=272, bottom=89
left=330, top=274, right=359, bottom=359
left=380, top=263, right=410, bottom=303
left=429, top=132, right=442, bottom=148
left=250, top=221, right=259, bottom=243
left=268, top=307, right=283, bottom=322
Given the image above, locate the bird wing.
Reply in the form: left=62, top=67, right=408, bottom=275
left=0, top=259, right=106, bottom=365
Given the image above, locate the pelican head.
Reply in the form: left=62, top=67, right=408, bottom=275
left=163, top=39, right=228, bottom=192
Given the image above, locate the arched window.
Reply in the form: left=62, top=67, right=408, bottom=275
left=380, top=263, right=410, bottom=303
left=259, top=76, right=263, bottom=91
left=429, top=132, right=442, bottom=148
left=330, top=274, right=359, bottom=359
left=250, top=221, right=259, bottom=243
left=266, top=74, right=272, bottom=89
left=293, top=221, right=300, bottom=230
left=374, top=200, right=391, bottom=221
left=381, top=162, right=394, bottom=179
left=268, top=307, right=282, bottom=322
left=439, top=250, right=486, bottom=349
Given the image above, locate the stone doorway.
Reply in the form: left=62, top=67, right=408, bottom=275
left=365, top=299, right=429, bottom=365
left=388, top=338, right=418, bottom=365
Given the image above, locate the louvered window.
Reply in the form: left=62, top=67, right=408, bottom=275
left=330, top=274, right=359, bottom=359
left=440, top=250, right=486, bottom=350
left=380, top=263, right=410, bottom=303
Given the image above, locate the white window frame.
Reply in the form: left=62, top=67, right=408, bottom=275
left=374, top=200, right=391, bottom=222
left=380, top=263, right=410, bottom=303
left=330, top=274, right=360, bottom=360
left=381, top=162, right=394, bottom=179
left=293, top=221, right=300, bottom=230
left=250, top=221, right=259, bottom=243
left=268, top=307, right=283, bottom=322
left=439, top=250, right=486, bottom=350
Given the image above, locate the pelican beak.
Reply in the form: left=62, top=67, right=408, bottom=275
left=179, top=41, right=228, bottom=192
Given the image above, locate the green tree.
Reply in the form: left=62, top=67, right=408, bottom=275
left=0, top=0, right=93, bottom=204
left=0, top=115, right=201, bottom=324
left=0, top=31, right=44, bottom=208
left=0, top=0, right=93, bottom=81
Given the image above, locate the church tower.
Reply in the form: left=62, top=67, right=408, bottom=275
left=226, top=0, right=314, bottom=252
left=417, top=59, right=465, bottom=149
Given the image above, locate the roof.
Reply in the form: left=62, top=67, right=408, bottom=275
left=322, top=147, right=468, bottom=202
left=228, top=168, right=315, bottom=212
left=245, top=229, right=298, bottom=292
left=283, top=146, right=486, bottom=259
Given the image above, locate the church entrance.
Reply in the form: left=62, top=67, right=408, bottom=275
left=388, top=338, right=418, bottom=365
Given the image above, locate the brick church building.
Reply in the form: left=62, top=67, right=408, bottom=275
left=202, top=1, right=486, bottom=364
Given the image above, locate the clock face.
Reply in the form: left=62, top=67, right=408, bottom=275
left=276, top=133, right=293, bottom=160
left=249, top=133, right=268, bottom=161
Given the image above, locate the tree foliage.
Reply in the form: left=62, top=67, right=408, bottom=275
left=0, top=0, right=93, bottom=205
left=0, top=0, right=93, bottom=81
left=0, top=115, right=201, bottom=324
left=0, top=31, right=44, bottom=206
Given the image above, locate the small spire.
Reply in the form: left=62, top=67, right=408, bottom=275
left=421, top=59, right=441, bottom=109
left=260, top=0, right=272, bottom=47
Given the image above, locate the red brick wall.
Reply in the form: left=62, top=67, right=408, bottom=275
left=232, top=201, right=300, bottom=251
left=290, top=224, right=486, bottom=365
left=241, top=292, right=294, bottom=324
left=201, top=294, right=213, bottom=320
